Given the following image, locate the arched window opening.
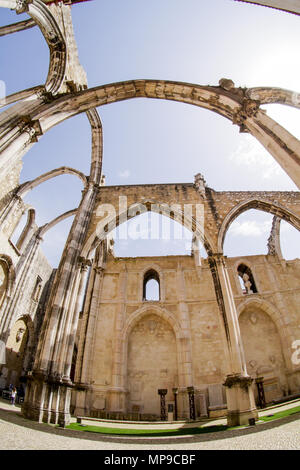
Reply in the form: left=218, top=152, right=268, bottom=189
left=224, top=210, right=273, bottom=258
left=237, top=264, right=257, bottom=295
left=143, top=270, right=160, bottom=301
left=0, top=259, right=9, bottom=308
left=280, top=220, right=300, bottom=260
left=10, top=212, right=28, bottom=247
left=31, top=276, right=42, bottom=302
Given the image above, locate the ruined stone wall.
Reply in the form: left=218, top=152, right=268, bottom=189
left=77, top=250, right=300, bottom=419
left=0, top=248, right=53, bottom=389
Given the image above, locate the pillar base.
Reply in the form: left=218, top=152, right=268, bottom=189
left=22, top=376, right=72, bottom=427
left=224, top=373, right=258, bottom=427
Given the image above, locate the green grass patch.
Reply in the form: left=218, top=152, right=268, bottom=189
left=259, top=405, right=300, bottom=423
left=64, top=406, right=300, bottom=437
left=66, top=423, right=228, bottom=437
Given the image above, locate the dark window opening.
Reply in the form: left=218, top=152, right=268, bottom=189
left=143, top=269, right=160, bottom=301
left=237, top=264, right=257, bottom=294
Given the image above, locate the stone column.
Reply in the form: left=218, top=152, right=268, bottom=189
left=109, top=268, right=127, bottom=412
left=176, top=263, right=193, bottom=419
left=73, top=259, right=104, bottom=417
left=22, top=181, right=99, bottom=426
left=208, top=254, right=257, bottom=426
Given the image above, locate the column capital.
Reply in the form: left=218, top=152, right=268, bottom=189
left=207, top=253, right=227, bottom=268
left=18, top=115, right=43, bottom=143
left=223, top=373, right=253, bottom=389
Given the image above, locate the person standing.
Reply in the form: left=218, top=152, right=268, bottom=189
left=10, top=387, right=17, bottom=406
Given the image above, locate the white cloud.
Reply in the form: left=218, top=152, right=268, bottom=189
left=229, top=135, right=282, bottom=180
left=229, top=219, right=271, bottom=238
left=119, top=169, right=130, bottom=178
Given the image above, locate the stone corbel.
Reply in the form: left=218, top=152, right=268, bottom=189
left=16, top=0, right=32, bottom=15
left=36, top=88, right=54, bottom=104
left=232, top=98, right=260, bottom=133
left=77, top=256, right=92, bottom=272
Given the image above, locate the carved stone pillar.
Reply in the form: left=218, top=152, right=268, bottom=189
left=176, top=264, right=193, bottom=419
left=187, top=386, right=196, bottom=420
left=158, top=389, right=168, bottom=421
left=255, top=377, right=266, bottom=409
left=73, top=258, right=104, bottom=417
left=22, top=182, right=99, bottom=426
left=109, top=268, right=127, bottom=412
left=208, top=254, right=257, bottom=426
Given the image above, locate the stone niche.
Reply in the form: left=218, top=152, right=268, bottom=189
left=127, top=313, right=178, bottom=417
left=1, top=318, right=29, bottom=387
left=239, top=307, right=288, bottom=404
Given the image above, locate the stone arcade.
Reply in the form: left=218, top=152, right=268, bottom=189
left=0, top=0, right=300, bottom=428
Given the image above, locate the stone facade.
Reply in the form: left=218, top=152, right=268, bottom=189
left=71, top=250, right=300, bottom=420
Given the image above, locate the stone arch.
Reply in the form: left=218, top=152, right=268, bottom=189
left=17, top=167, right=87, bottom=198
left=218, top=198, right=300, bottom=253
left=0, top=254, right=15, bottom=304
left=82, top=200, right=214, bottom=260
left=38, top=208, right=77, bottom=238
left=0, top=17, right=36, bottom=37
left=13, top=208, right=36, bottom=252
left=2, top=313, right=34, bottom=388
left=236, top=262, right=258, bottom=295
left=233, top=0, right=300, bottom=16
left=237, top=297, right=291, bottom=372
left=143, top=269, right=160, bottom=301
left=237, top=297, right=291, bottom=401
left=119, top=304, right=186, bottom=415
left=118, top=304, right=186, bottom=385
left=3, top=79, right=300, bottom=188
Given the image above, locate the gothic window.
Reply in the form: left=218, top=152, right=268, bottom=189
left=32, top=276, right=42, bottom=302
left=143, top=269, right=160, bottom=301
left=237, top=264, right=257, bottom=294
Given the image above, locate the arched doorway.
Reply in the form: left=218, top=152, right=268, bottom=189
left=239, top=306, right=288, bottom=403
left=0, top=317, right=31, bottom=391
left=127, top=312, right=178, bottom=416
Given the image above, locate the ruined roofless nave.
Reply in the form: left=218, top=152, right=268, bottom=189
left=0, top=0, right=300, bottom=427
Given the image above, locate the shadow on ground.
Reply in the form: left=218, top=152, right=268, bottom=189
left=0, top=403, right=299, bottom=445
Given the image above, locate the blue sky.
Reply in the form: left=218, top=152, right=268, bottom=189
left=1, top=0, right=300, bottom=265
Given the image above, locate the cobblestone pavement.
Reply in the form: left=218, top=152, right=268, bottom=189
left=0, top=401, right=299, bottom=450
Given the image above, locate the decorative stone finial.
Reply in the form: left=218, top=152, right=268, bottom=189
left=219, top=78, right=235, bottom=91
left=194, top=173, right=206, bottom=193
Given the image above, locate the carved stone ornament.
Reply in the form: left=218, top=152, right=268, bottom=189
left=16, top=0, right=31, bottom=15
left=219, top=78, right=235, bottom=91
left=249, top=360, right=257, bottom=369
left=223, top=373, right=253, bottom=389
left=16, top=328, right=25, bottom=343
left=233, top=98, right=260, bottom=130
